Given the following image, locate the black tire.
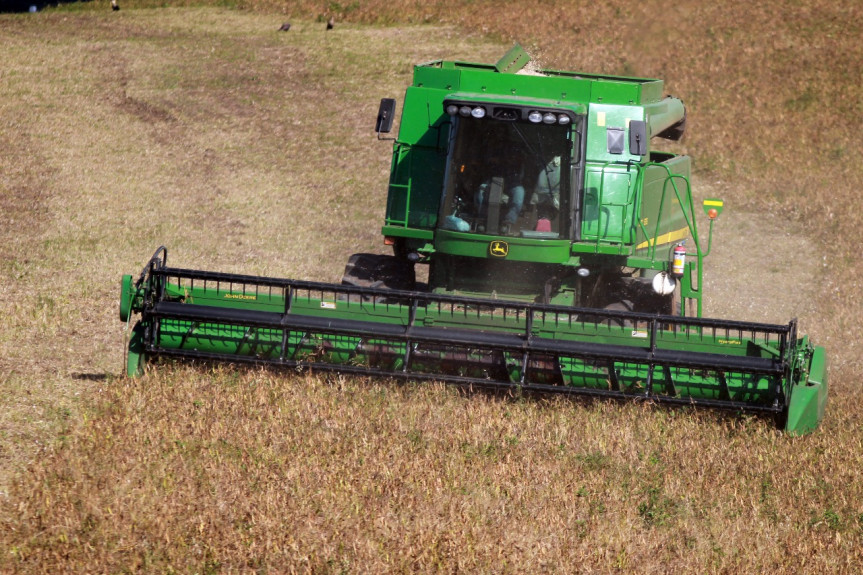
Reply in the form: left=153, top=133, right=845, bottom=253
left=578, top=299, right=635, bottom=327
left=341, top=253, right=416, bottom=292
left=390, top=237, right=409, bottom=259
left=602, top=299, right=635, bottom=327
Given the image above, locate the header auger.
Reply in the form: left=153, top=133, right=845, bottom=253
left=120, top=46, right=827, bottom=434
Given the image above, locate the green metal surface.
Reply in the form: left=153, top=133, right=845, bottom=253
left=494, top=44, right=531, bottom=73
left=126, top=321, right=147, bottom=377
left=435, top=230, right=571, bottom=263
left=784, top=343, right=829, bottom=435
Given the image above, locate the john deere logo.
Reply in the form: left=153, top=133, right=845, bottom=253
left=489, top=240, right=509, bottom=257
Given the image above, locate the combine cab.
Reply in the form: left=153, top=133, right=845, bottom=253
left=120, top=46, right=827, bottom=434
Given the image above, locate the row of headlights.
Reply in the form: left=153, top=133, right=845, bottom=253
left=446, top=104, right=487, bottom=119
left=445, top=104, right=571, bottom=125
left=529, top=110, right=571, bottom=125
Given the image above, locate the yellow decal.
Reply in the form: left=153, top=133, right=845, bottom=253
left=224, top=293, right=256, bottom=301
left=631, top=330, right=648, bottom=338
left=703, top=199, right=724, bottom=207
left=489, top=240, right=509, bottom=258
left=320, top=301, right=337, bottom=310
left=597, top=111, right=606, bottom=127
left=718, top=339, right=741, bottom=345
left=635, top=226, right=689, bottom=250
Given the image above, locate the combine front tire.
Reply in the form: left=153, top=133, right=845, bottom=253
left=341, top=253, right=416, bottom=291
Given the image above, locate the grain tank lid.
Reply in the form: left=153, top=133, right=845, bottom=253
left=495, top=44, right=531, bottom=74
left=413, top=43, right=530, bottom=74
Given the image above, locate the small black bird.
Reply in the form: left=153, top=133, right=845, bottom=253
left=279, top=22, right=291, bottom=32
left=111, top=0, right=119, bottom=10
left=326, top=16, right=334, bottom=30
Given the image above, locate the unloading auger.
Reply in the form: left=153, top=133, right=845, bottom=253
left=119, top=45, right=827, bottom=434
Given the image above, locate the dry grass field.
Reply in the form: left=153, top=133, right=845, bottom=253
left=1, top=0, right=861, bottom=572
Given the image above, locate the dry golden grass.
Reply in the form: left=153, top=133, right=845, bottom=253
left=7, top=366, right=863, bottom=572
left=1, top=1, right=861, bottom=572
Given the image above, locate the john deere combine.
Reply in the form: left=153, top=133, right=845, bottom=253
left=120, top=46, right=827, bottom=434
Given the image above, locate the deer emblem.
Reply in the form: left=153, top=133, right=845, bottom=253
left=489, top=241, right=509, bottom=258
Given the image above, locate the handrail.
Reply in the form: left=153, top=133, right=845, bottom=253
left=631, top=162, right=696, bottom=258
left=384, top=142, right=414, bottom=227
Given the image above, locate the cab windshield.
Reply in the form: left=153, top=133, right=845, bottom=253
left=440, top=115, right=577, bottom=238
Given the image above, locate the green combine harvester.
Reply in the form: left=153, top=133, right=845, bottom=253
left=120, top=46, right=827, bottom=434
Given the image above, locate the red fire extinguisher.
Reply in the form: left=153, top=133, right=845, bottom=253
left=672, top=243, right=686, bottom=276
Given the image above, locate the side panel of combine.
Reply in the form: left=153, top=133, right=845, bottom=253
left=582, top=167, right=635, bottom=244
left=384, top=86, right=450, bottom=234
left=385, top=143, right=444, bottom=230
left=580, top=104, right=646, bottom=245
left=585, top=103, right=646, bottom=163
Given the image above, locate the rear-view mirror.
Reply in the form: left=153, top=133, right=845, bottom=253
left=629, top=120, right=647, bottom=156
left=376, top=98, right=396, bottom=134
